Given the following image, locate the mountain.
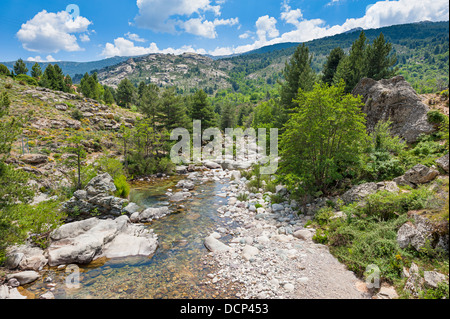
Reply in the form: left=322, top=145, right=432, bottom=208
left=96, top=52, right=234, bottom=93
left=1, top=56, right=131, bottom=80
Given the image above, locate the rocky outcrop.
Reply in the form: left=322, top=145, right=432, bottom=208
left=47, top=215, right=158, bottom=266
left=352, top=76, right=435, bottom=143
left=342, top=181, right=399, bottom=204
left=393, top=164, right=439, bottom=187
left=397, top=212, right=449, bottom=253
left=5, top=245, right=47, bottom=271
left=436, top=153, right=449, bottom=173
left=62, top=173, right=129, bottom=217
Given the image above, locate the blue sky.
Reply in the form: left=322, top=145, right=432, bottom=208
left=0, top=0, right=448, bottom=62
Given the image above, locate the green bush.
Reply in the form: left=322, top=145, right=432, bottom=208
left=0, top=200, right=66, bottom=263
left=15, top=74, right=38, bottom=86
left=157, top=157, right=175, bottom=174
left=427, top=110, right=447, bottom=125
left=71, top=109, right=84, bottom=121
left=0, top=64, right=10, bottom=76
left=362, top=187, right=433, bottom=221
left=237, top=193, right=249, bottom=202
left=114, top=174, right=130, bottom=199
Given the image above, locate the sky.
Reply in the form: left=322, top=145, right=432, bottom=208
left=0, top=0, right=448, bottom=62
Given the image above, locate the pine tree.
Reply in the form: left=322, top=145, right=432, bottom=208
left=103, top=86, right=115, bottom=105
left=159, top=87, right=189, bottom=131
left=365, top=33, right=398, bottom=80
left=116, top=78, right=135, bottom=108
left=279, top=44, right=315, bottom=111
left=220, top=101, right=236, bottom=131
left=13, top=59, right=28, bottom=75
left=322, top=47, right=345, bottom=85
left=190, top=89, right=216, bottom=130
left=31, top=63, right=42, bottom=79
left=139, top=84, right=161, bottom=129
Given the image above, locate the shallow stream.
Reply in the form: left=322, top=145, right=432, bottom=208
left=25, top=176, right=242, bottom=299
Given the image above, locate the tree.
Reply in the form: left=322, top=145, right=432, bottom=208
left=0, top=92, right=21, bottom=161
left=279, top=44, right=315, bottom=111
left=138, top=84, right=160, bottom=129
left=190, top=89, right=216, bottom=130
left=220, top=101, right=236, bottom=131
left=322, top=47, right=345, bottom=85
left=31, top=63, right=42, bottom=79
left=64, top=75, right=74, bottom=93
left=103, top=86, right=115, bottom=105
left=62, top=134, right=87, bottom=191
left=158, top=87, right=189, bottom=131
left=365, top=33, right=398, bottom=80
left=13, top=59, right=28, bottom=75
left=116, top=78, right=135, bottom=108
left=279, top=81, right=369, bottom=196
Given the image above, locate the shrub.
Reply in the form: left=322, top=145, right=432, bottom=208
left=71, top=109, right=84, bottom=121
left=15, top=74, right=38, bottom=86
left=157, top=157, right=175, bottom=174
left=114, top=174, right=130, bottom=199
left=0, top=64, right=10, bottom=76
left=427, top=110, right=447, bottom=125
left=237, top=193, right=249, bottom=202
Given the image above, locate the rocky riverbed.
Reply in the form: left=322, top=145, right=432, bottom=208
left=199, top=168, right=371, bottom=299
left=2, top=164, right=374, bottom=299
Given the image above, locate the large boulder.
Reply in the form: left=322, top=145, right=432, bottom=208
left=352, top=76, right=435, bottom=143
left=394, top=164, right=439, bottom=187
left=20, top=154, right=48, bottom=165
left=47, top=215, right=158, bottom=266
left=204, top=235, right=230, bottom=253
left=341, top=182, right=378, bottom=204
left=436, top=153, right=449, bottom=173
left=5, top=245, right=47, bottom=271
left=62, top=173, right=129, bottom=217
left=397, top=212, right=448, bottom=253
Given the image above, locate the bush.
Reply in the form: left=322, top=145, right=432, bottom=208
left=15, top=74, right=38, bottom=86
left=157, top=157, right=175, bottom=174
left=71, top=109, right=84, bottom=121
left=0, top=200, right=66, bottom=262
left=0, top=64, right=10, bottom=76
left=114, top=174, right=130, bottom=199
left=362, top=187, right=433, bottom=221
left=427, top=110, right=447, bottom=125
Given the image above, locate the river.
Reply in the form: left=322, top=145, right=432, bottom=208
left=24, top=175, right=242, bottom=299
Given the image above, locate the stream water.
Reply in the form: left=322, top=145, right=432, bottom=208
left=24, top=176, right=242, bottom=299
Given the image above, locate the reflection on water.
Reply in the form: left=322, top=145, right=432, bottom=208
left=25, top=176, right=242, bottom=299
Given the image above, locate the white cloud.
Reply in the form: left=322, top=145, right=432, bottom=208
left=27, top=55, right=58, bottom=62
left=255, top=15, right=279, bottom=41
left=135, top=0, right=219, bottom=32
left=79, top=34, right=91, bottom=42
left=208, top=0, right=449, bottom=56
left=17, top=10, right=92, bottom=53
left=134, top=0, right=238, bottom=38
left=239, top=31, right=253, bottom=39
left=125, top=32, right=147, bottom=42
left=101, top=37, right=206, bottom=58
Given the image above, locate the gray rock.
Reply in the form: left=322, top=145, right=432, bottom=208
left=204, top=235, right=230, bottom=253
left=176, top=166, right=187, bottom=174
left=20, top=154, right=48, bottom=165
left=122, top=202, right=141, bottom=215
left=403, top=164, right=439, bottom=185
left=40, top=292, right=55, bottom=299
left=176, top=180, right=195, bottom=190
left=47, top=215, right=158, bottom=266
left=6, top=245, right=47, bottom=271
left=397, top=214, right=437, bottom=252
left=352, top=76, right=435, bottom=143
left=169, top=191, right=191, bottom=202
left=293, top=229, right=314, bottom=241
left=435, top=153, right=449, bottom=173
left=272, top=204, right=284, bottom=212
left=242, top=245, right=259, bottom=260
left=423, top=271, right=447, bottom=289
left=6, top=271, right=40, bottom=285
left=341, top=182, right=378, bottom=204
left=138, top=207, right=170, bottom=222
left=204, top=161, right=222, bottom=170
left=0, top=285, right=27, bottom=299
left=376, top=286, right=399, bottom=299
